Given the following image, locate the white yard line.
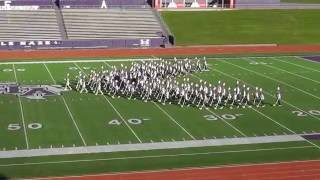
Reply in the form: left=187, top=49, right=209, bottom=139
left=43, top=63, right=87, bottom=146
left=212, top=68, right=320, bottom=121
left=275, top=58, right=320, bottom=73
left=103, top=61, right=196, bottom=140
left=191, top=74, right=247, bottom=137
left=12, top=64, right=30, bottom=149
left=222, top=59, right=320, bottom=100
left=209, top=67, right=320, bottom=150
left=0, top=145, right=313, bottom=167
left=74, top=62, right=142, bottom=143
left=263, top=60, right=320, bottom=84
left=250, top=108, right=320, bottom=149
left=153, top=102, right=196, bottom=140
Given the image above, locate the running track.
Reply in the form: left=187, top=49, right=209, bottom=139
left=1, top=44, right=320, bottom=60
left=45, top=160, right=320, bottom=180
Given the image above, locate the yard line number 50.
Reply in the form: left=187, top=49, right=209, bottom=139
left=8, top=123, right=42, bottom=131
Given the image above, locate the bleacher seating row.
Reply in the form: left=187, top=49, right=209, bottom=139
left=0, top=8, right=164, bottom=41
left=0, top=10, right=61, bottom=41
left=62, top=9, right=162, bottom=40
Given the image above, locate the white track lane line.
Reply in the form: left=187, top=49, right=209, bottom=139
left=222, top=59, right=320, bottom=100
left=12, top=64, right=30, bottom=149
left=210, top=67, right=320, bottom=149
left=275, top=58, right=320, bottom=73
left=0, top=145, right=314, bottom=167
left=43, top=63, right=87, bottom=146
left=103, top=61, right=197, bottom=140
left=191, top=74, right=247, bottom=137
left=74, top=62, right=142, bottom=143
left=31, top=158, right=320, bottom=180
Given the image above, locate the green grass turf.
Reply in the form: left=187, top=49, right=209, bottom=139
left=281, top=0, right=320, bottom=3
left=161, top=10, right=320, bottom=46
left=0, top=55, right=319, bottom=178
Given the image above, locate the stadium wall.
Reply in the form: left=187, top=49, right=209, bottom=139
left=0, top=38, right=166, bottom=50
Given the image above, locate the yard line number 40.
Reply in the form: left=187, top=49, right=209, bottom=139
left=108, top=118, right=150, bottom=126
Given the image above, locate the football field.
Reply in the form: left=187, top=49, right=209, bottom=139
left=0, top=55, right=320, bottom=178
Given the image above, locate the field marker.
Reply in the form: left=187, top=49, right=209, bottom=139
left=75, top=62, right=142, bottom=143
left=278, top=58, right=320, bottom=73
left=263, top=60, right=320, bottom=84
left=211, top=67, right=320, bottom=122
left=43, top=63, right=87, bottom=146
left=0, top=146, right=314, bottom=168
left=209, top=66, right=320, bottom=150
left=12, top=64, right=30, bottom=149
left=222, top=59, right=320, bottom=100
left=191, top=74, right=247, bottom=137
left=153, top=102, right=196, bottom=140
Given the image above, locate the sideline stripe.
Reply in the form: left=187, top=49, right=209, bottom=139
left=0, top=55, right=319, bottom=65
left=12, top=64, right=30, bottom=149
left=43, top=63, right=87, bottom=146
left=222, top=59, right=320, bottom=100
left=274, top=58, right=320, bottom=73
left=0, top=145, right=314, bottom=167
left=153, top=102, right=196, bottom=140
left=191, top=74, right=247, bottom=137
left=295, top=56, right=320, bottom=64
left=74, top=62, right=142, bottom=143
left=32, top=159, right=320, bottom=180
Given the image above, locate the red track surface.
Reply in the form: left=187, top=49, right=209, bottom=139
left=1, top=44, right=320, bottom=60
left=5, top=44, right=319, bottom=179
left=47, top=160, right=320, bottom=180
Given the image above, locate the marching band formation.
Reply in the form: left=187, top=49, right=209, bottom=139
left=64, top=57, right=282, bottom=110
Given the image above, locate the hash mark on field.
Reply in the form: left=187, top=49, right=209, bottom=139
left=12, top=64, right=29, bottom=150
left=77, top=62, right=142, bottom=143
left=43, top=63, right=87, bottom=146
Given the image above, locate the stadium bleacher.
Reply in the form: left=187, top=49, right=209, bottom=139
left=0, top=9, right=62, bottom=41
left=62, top=8, right=163, bottom=40
left=0, top=0, right=170, bottom=49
